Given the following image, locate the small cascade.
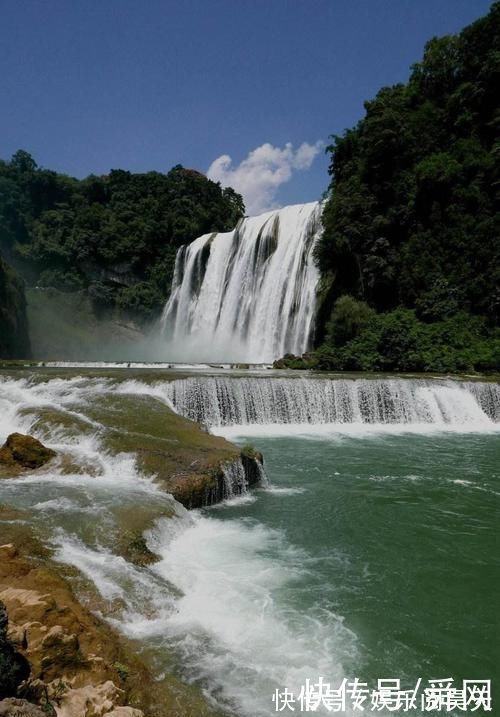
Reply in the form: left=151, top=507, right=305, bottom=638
left=221, top=459, right=249, bottom=499
left=161, top=202, right=322, bottom=363
left=255, top=458, right=270, bottom=487
left=165, top=376, right=500, bottom=429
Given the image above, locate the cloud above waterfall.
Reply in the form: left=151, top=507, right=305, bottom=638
left=207, top=141, right=323, bottom=215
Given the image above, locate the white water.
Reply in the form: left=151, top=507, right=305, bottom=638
left=0, top=372, right=354, bottom=716
left=147, top=513, right=356, bottom=715
left=161, top=202, right=322, bottom=363
left=165, top=376, right=500, bottom=434
left=1, top=371, right=498, bottom=716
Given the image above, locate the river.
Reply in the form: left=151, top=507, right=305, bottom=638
left=0, top=366, right=498, bottom=716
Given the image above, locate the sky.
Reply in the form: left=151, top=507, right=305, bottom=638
left=1, top=0, right=493, bottom=215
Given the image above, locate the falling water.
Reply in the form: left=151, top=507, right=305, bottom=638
left=165, top=376, right=500, bottom=429
left=0, top=369, right=498, bottom=716
left=221, top=459, right=248, bottom=498
left=161, top=202, right=322, bottom=363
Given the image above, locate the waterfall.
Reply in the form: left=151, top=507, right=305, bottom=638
left=221, top=459, right=248, bottom=499
left=165, top=376, right=500, bottom=429
left=161, top=202, right=322, bottom=363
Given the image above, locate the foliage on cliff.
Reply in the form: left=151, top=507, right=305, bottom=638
left=312, top=2, right=499, bottom=372
left=0, top=255, right=31, bottom=359
left=0, top=155, right=244, bottom=321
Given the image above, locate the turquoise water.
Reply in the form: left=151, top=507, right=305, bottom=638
left=212, top=431, right=499, bottom=696
left=1, top=370, right=498, bottom=716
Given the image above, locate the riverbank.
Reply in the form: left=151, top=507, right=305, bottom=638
left=0, top=507, right=220, bottom=717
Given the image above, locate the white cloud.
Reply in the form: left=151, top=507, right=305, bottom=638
left=207, top=141, right=323, bottom=215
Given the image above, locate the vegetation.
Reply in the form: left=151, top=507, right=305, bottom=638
left=1, top=5, right=498, bottom=371
left=310, top=2, right=499, bottom=373
left=0, top=255, right=31, bottom=359
left=0, top=154, right=244, bottom=322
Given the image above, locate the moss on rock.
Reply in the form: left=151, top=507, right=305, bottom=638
left=0, top=434, right=55, bottom=473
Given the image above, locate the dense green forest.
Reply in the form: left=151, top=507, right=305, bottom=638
left=285, top=1, right=498, bottom=373
left=0, top=154, right=244, bottom=327
left=1, top=4, right=498, bottom=370
left=0, top=256, right=30, bottom=359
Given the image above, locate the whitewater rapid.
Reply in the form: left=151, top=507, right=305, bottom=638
left=0, top=372, right=356, bottom=716
left=161, top=202, right=322, bottom=363
left=1, top=370, right=499, bottom=716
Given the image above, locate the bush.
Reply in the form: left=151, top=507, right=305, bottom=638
left=314, top=306, right=498, bottom=373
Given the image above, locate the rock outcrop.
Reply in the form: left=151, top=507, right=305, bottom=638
left=0, top=512, right=219, bottom=717
left=0, top=434, right=55, bottom=473
left=97, top=391, right=266, bottom=509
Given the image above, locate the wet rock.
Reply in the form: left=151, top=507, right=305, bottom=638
left=120, top=531, right=159, bottom=567
left=240, top=450, right=264, bottom=488
left=0, top=254, right=31, bottom=360
left=0, top=545, right=17, bottom=560
left=0, top=698, right=45, bottom=717
left=0, top=434, right=55, bottom=471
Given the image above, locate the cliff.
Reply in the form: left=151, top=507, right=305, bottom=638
left=0, top=257, right=31, bottom=360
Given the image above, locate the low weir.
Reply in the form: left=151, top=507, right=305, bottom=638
left=165, top=376, right=500, bottom=428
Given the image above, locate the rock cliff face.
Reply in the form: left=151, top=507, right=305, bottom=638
left=26, top=288, right=146, bottom=361
left=0, top=257, right=31, bottom=360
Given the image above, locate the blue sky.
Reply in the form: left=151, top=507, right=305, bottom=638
left=1, top=0, right=492, bottom=214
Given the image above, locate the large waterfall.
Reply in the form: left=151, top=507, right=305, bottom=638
left=165, top=376, right=500, bottom=429
left=161, top=202, right=322, bottom=363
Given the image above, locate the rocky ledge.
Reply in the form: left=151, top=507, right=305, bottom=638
left=0, top=510, right=218, bottom=717
left=95, top=392, right=266, bottom=509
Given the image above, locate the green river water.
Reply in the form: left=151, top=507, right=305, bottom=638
left=0, top=369, right=498, bottom=716
left=221, top=432, right=499, bottom=686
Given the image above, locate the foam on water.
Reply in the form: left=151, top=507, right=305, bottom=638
left=1, top=370, right=498, bottom=716
left=264, top=486, right=306, bottom=496
left=0, top=375, right=167, bottom=499
left=2, top=372, right=356, bottom=717
left=33, top=497, right=86, bottom=513
left=47, top=510, right=358, bottom=716
left=213, top=421, right=500, bottom=441
left=147, top=513, right=357, bottom=716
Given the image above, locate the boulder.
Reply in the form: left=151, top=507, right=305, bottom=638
left=0, top=434, right=55, bottom=471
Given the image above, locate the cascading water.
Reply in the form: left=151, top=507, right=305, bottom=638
left=161, top=202, right=322, bottom=363
left=0, top=371, right=355, bottom=717
left=165, top=375, right=500, bottom=430
left=221, top=460, right=248, bottom=498
left=1, top=369, right=499, bottom=717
